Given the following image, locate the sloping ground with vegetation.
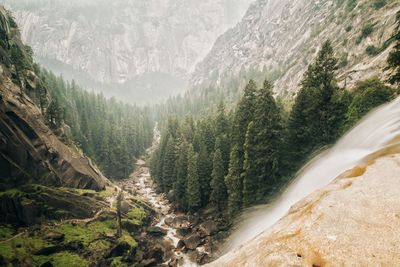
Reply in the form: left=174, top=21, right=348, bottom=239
left=0, top=6, right=158, bottom=266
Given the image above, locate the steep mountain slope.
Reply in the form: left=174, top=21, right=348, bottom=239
left=0, top=4, right=111, bottom=225
left=1, top=0, right=253, bottom=104
left=0, top=7, right=108, bottom=193
left=0, top=8, right=163, bottom=266
left=191, top=0, right=400, bottom=97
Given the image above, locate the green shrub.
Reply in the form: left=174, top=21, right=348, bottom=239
left=338, top=53, right=349, bottom=68
left=361, top=23, right=374, bottom=38
left=366, top=45, right=380, bottom=56
left=346, top=0, right=357, bottom=11
left=372, top=0, right=387, bottom=9
left=345, top=78, right=394, bottom=128
left=345, top=25, right=352, bottom=32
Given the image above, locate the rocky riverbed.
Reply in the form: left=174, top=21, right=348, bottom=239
left=118, top=158, right=225, bottom=266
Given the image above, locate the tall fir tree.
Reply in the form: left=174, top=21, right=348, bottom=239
left=174, top=138, right=189, bottom=209
left=286, top=40, right=345, bottom=173
left=225, top=145, right=242, bottom=217
left=232, top=80, right=257, bottom=171
left=186, top=145, right=201, bottom=212
left=214, top=102, right=231, bottom=173
left=210, top=149, right=227, bottom=212
left=197, top=143, right=213, bottom=206
left=251, top=80, right=283, bottom=199
left=162, top=136, right=176, bottom=192
left=242, top=121, right=258, bottom=206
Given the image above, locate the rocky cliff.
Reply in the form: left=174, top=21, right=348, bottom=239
left=0, top=6, right=109, bottom=226
left=191, top=0, right=400, bottom=97
left=208, top=144, right=400, bottom=266
left=1, top=0, right=253, bottom=104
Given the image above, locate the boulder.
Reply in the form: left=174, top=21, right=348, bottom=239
left=187, top=214, right=200, bottom=226
left=147, top=226, right=167, bottom=237
left=147, top=246, right=164, bottom=263
left=34, top=241, right=83, bottom=256
left=171, top=215, right=190, bottom=228
left=139, top=258, right=157, bottom=267
left=107, top=241, right=131, bottom=258
left=43, top=231, right=65, bottom=242
left=182, top=233, right=202, bottom=250
left=160, top=240, right=174, bottom=262
left=164, top=216, right=174, bottom=226
left=177, top=240, right=185, bottom=249
left=176, top=226, right=191, bottom=237
left=40, top=262, right=53, bottom=267
left=198, top=220, right=218, bottom=236
left=122, top=219, right=140, bottom=233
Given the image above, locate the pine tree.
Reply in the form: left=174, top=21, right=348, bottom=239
left=210, top=149, right=227, bottom=212
left=46, top=98, right=62, bottom=127
left=215, top=102, right=229, bottom=137
left=197, top=143, right=213, bottom=206
left=251, top=80, right=283, bottom=199
left=175, top=138, right=189, bottom=209
left=232, top=80, right=257, bottom=171
left=242, top=121, right=258, bottom=206
left=225, top=145, right=242, bottom=217
left=162, top=136, right=176, bottom=192
left=214, top=102, right=231, bottom=173
left=187, top=145, right=201, bottom=212
left=286, top=40, right=345, bottom=173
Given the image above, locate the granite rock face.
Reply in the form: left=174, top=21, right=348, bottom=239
left=1, top=0, right=253, bottom=103
left=191, top=0, right=400, bottom=97
left=0, top=76, right=108, bottom=190
left=0, top=6, right=108, bottom=191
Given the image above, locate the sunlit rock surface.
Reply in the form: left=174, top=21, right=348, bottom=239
left=209, top=154, right=400, bottom=266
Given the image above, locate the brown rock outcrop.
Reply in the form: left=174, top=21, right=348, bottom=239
left=0, top=75, right=108, bottom=191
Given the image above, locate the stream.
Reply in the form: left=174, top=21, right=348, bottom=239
left=120, top=157, right=198, bottom=267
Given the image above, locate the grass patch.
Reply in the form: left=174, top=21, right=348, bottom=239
left=111, top=256, right=129, bottom=267
left=55, top=220, right=115, bottom=246
left=126, top=206, right=146, bottom=225
left=0, top=225, right=14, bottom=241
left=119, top=233, right=137, bottom=248
left=0, top=231, right=49, bottom=261
left=0, top=188, right=22, bottom=197
left=88, top=239, right=110, bottom=252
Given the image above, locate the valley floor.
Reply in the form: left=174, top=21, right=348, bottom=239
left=118, top=159, right=198, bottom=266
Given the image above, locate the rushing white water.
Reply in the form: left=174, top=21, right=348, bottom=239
left=223, top=96, right=400, bottom=253
left=134, top=164, right=198, bottom=267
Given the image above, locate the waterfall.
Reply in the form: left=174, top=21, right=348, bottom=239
left=222, top=96, right=400, bottom=253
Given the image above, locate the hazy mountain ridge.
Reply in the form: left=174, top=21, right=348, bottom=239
left=2, top=0, right=253, bottom=104
left=191, top=0, right=400, bottom=97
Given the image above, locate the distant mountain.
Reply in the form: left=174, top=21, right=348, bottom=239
left=1, top=0, right=253, bottom=104
left=191, top=0, right=400, bottom=97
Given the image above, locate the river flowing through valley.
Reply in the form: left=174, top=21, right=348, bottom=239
left=120, top=158, right=198, bottom=266
left=117, top=126, right=199, bottom=266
